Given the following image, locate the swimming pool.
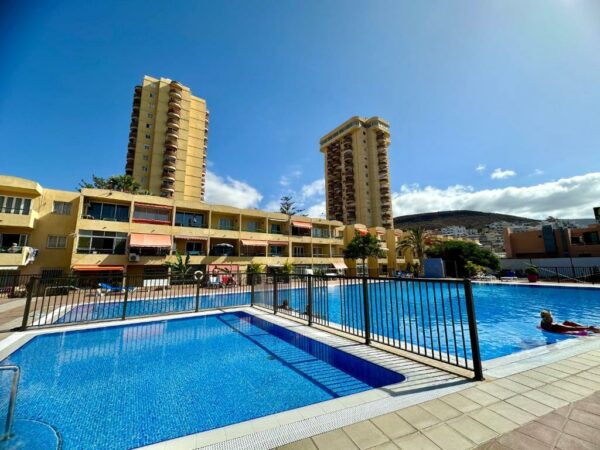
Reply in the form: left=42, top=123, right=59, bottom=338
left=52, top=282, right=600, bottom=361
left=3, top=311, right=404, bottom=449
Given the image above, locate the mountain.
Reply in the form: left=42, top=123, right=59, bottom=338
left=393, top=210, right=539, bottom=231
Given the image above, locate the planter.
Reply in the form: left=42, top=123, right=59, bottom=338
left=527, top=274, right=539, bottom=283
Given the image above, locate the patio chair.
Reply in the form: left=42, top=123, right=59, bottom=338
left=97, top=283, right=136, bottom=296
left=206, top=276, right=223, bottom=288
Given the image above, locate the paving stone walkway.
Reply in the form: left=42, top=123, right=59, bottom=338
left=278, top=350, right=600, bottom=450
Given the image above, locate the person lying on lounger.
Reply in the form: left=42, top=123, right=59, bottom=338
left=540, top=310, right=600, bottom=334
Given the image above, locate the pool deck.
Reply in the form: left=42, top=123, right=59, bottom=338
left=2, top=280, right=600, bottom=449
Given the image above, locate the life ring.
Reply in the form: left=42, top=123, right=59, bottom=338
left=193, top=270, right=204, bottom=281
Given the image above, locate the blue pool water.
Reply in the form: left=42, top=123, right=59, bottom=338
left=3, top=311, right=404, bottom=449
left=56, top=283, right=600, bottom=361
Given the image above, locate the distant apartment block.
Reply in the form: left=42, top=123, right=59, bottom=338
left=0, top=176, right=410, bottom=278
left=505, top=220, right=600, bottom=258
left=320, top=117, right=393, bottom=228
left=126, top=76, right=208, bottom=202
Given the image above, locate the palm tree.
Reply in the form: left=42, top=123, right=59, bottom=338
left=397, top=228, right=434, bottom=274
left=163, top=252, right=192, bottom=279
left=343, top=232, right=385, bottom=277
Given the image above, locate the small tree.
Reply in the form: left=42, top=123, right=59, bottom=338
left=426, top=240, right=500, bottom=277
left=78, top=174, right=142, bottom=194
left=163, top=252, right=192, bottom=279
left=343, top=232, right=385, bottom=277
left=279, top=195, right=304, bottom=216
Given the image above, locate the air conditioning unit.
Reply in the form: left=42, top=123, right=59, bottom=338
left=129, top=253, right=141, bottom=262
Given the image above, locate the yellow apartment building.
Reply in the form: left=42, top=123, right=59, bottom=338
left=320, top=117, right=393, bottom=229
left=126, top=76, right=208, bottom=201
left=0, top=176, right=409, bottom=279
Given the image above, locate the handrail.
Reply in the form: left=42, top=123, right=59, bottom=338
left=0, top=365, right=20, bottom=441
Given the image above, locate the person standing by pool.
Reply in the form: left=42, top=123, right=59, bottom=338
left=540, top=310, right=600, bottom=334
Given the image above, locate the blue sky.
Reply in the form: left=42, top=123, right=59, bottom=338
left=1, top=0, right=599, bottom=218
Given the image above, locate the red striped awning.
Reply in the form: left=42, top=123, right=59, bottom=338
left=72, top=265, right=124, bottom=272
left=241, top=239, right=268, bottom=247
left=129, top=233, right=172, bottom=248
left=208, top=264, right=239, bottom=273
left=292, top=221, right=312, bottom=230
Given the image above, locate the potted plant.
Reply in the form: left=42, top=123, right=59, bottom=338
left=525, top=266, right=539, bottom=283
left=246, top=263, right=263, bottom=286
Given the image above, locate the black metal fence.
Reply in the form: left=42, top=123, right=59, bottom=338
left=19, top=272, right=483, bottom=380
left=535, top=266, right=600, bottom=284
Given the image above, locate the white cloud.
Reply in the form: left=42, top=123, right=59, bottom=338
left=531, top=168, right=544, bottom=176
left=475, top=164, right=486, bottom=173
left=392, top=172, right=600, bottom=219
left=205, top=170, right=263, bottom=209
left=305, top=201, right=326, bottom=218
left=264, top=200, right=280, bottom=212
left=491, top=168, right=517, bottom=179
left=301, top=179, right=325, bottom=200
left=279, top=169, right=302, bottom=186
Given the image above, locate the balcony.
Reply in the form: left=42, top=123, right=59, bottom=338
left=166, top=130, right=178, bottom=140
left=170, top=81, right=184, bottom=90
left=168, top=100, right=181, bottom=110
left=0, top=246, right=33, bottom=267
left=167, top=109, right=181, bottom=119
left=162, top=171, right=176, bottom=182
left=169, top=90, right=182, bottom=100
left=167, top=118, right=180, bottom=129
left=165, top=140, right=177, bottom=150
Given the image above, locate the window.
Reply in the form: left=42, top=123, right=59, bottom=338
left=149, top=93, right=154, bottom=98
left=53, top=201, right=72, bottom=215
left=144, top=144, right=150, bottom=151
left=175, top=211, right=205, bottom=228
left=185, top=242, right=204, bottom=255
left=270, top=223, right=282, bottom=234
left=142, top=166, right=148, bottom=172
left=312, top=228, right=330, bottom=238
left=269, top=245, right=283, bottom=256
left=218, top=217, right=235, bottom=230
left=145, top=134, right=151, bottom=139
left=47, top=235, right=67, bottom=249
left=0, top=233, right=28, bottom=250
left=293, top=246, right=304, bottom=257
left=313, top=247, right=324, bottom=256
left=132, top=204, right=172, bottom=224
left=147, top=113, right=153, bottom=118
left=246, top=221, right=262, bottom=232
left=77, top=230, right=127, bottom=254
left=143, top=155, right=149, bottom=161
left=0, top=196, right=31, bottom=215
left=84, top=202, right=130, bottom=222
left=146, top=123, right=152, bottom=129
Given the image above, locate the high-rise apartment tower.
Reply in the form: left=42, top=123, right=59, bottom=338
left=126, top=76, right=208, bottom=201
left=320, top=117, right=393, bottom=228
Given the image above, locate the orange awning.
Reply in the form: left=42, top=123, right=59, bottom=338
left=292, top=221, right=312, bottom=229
left=174, top=235, right=208, bottom=241
left=332, top=262, right=348, bottom=269
left=268, top=240, right=288, bottom=246
left=72, top=265, right=124, bottom=272
left=241, top=239, right=268, bottom=247
left=134, top=202, right=173, bottom=210
left=129, top=233, right=172, bottom=248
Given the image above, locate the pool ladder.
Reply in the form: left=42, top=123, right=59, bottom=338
left=0, top=365, right=20, bottom=441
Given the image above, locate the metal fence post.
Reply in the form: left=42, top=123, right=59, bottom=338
left=362, top=277, right=371, bottom=345
left=464, top=279, right=484, bottom=381
left=195, top=276, right=201, bottom=312
left=121, top=273, right=129, bottom=321
left=250, top=276, right=255, bottom=307
left=20, top=277, right=36, bottom=331
left=273, top=274, right=279, bottom=314
left=555, top=267, right=560, bottom=283
left=307, top=275, right=313, bottom=326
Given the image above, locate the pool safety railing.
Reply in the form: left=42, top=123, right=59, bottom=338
left=19, top=272, right=483, bottom=380
left=535, top=266, right=600, bottom=284
left=256, top=274, right=483, bottom=380
left=0, top=365, right=20, bottom=442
